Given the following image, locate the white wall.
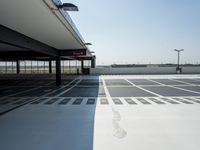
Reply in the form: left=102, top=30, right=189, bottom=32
left=90, top=67, right=200, bottom=75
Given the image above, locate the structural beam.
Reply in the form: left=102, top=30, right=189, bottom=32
left=0, top=25, right=59, bottom=57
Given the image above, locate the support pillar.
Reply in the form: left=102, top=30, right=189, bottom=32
left=16, top=60, right=20, bottom=74
left=49, top=60, right=52, bottom=74
left=56, top=58, right=61, bottom=86
left=81, top=60, right=84, bottom=74
left=91, top=57, right=96, bottom=68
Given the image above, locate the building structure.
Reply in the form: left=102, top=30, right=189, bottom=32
left=0, top=0, right=95, bottom=85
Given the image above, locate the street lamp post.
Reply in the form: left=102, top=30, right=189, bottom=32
left=174, top=49, right=184, bottom=73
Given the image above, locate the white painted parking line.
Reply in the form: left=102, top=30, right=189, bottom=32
left=44, top=78, right=78, bottom=97
left=102, top=79, right=113, bottom=105
left=125, top=79, right=163, bottom=97
left=45, top=81, right=56, bottom=86
left=170, top=79, right=195, bottom=86
left=147, top=79, right=165, bottom=85
left=53, top=79, right=82, bottom=97
left=4, top=86, right=42, bottom=97
left=152, top=80, right=200, bottom=95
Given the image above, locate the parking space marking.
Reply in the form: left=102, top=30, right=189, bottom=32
left=45, top=81, right=56, bottom=86
left=102, top=79, right=113, bottom=104
left=126, top=79, right=163, bottom=97
left=184, top=98, right=200, bottom=104
left=72, top=98, right=83, bottom=105
left=170, top=79, right=195, bottom=86
left=159, top=98, right=180, bottom=104
left=148, top=98, right=166, bottom=104
left=124, top=98, right=137, bottom=104
left=45, top=78, right=78, bottom=97
left=0, top=78, right=78, bottom=116
left=169, top=85, right=200, bottom=94
left=57, top=98, right=70, bottom=105
left=172, top=98, right=193, bottom=104
left=112, top=98, right=123, bottom=105
left=100, top=98, right=109, bottom=105
left=86, top=98, right=96, bottom=105
left=3, top=86, right=42, bottom=97
left=2, top=97, right=200, bottom=106
left=136, top=98, right=151, bottom=104
left=31, top=98, right=49, bottom=104
left=147, top=79, right=165, bottom=85
left=150, top=79, right=200, bottom=95
left=52, top=79, right=82, bottom=97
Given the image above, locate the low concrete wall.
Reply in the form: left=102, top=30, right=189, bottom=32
left=90, top=67, right=200, bottom=75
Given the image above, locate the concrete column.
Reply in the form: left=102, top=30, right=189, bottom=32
left=16, top=60, right=20, bottom=74
left=49, top=60, right=52, bottom=74
left=56, top=58, right=61, bottom=86
left=81, top=60, right=84, bottom=73
left=91, top=57, right=96, bottom=68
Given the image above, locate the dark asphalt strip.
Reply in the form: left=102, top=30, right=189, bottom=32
left=0, top=97, right=38, bottom=116
left=0, top=78, right=77, bottom=116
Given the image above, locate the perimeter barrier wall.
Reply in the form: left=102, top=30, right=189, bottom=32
left=90, top=67, right=200, bottom=75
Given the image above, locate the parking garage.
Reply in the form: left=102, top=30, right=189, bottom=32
left=0, top=0, right=96, bottom=85
left=1, top=1, right=200, bottom=150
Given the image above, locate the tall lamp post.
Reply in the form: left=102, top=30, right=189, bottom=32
left=174, top=49, right=184, bottom=73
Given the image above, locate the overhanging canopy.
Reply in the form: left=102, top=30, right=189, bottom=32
left=0, top=0, right=93, bottom=60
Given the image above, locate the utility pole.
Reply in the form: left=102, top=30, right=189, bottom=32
left=174, top=49, right=184, bottom=73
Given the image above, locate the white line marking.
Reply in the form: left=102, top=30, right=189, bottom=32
left=46, top=81, right=56, bottom=86
left=125, top=79, right=163, bottom=97
left=44, top=78, right=78, bottom=96
left=102, top=79, right=112, bottom=99
left=147, top=79, right=165, bottom=85
left=151, top=80, right=200, bottom=95
left=170, top=79, right=195, bottom=86
left=4, top=86, right=43, bottom=97
left=53, top=79, right=82, bottom=97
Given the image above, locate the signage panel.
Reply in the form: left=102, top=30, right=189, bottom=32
left=60, top=49, right=86, bottom=56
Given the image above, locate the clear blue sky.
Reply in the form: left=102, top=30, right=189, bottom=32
left=62, top=0, right=200, bottom=65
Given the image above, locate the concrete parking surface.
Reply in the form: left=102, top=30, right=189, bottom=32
left=0, top=74, right=200, bottom=150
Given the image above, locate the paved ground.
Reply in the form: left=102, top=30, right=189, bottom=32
left=0, top=74, right=200, bottom=150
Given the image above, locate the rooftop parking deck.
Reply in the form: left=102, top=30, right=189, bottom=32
left=0, top=74, right=200, bottom=150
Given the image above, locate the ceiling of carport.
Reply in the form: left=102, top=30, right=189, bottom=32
left=0, top=0, right=87, bottom=50
left=0, top=43, right=28, bottom=51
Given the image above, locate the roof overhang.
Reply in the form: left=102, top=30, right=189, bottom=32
left=0, top=0, right=94, bottom=60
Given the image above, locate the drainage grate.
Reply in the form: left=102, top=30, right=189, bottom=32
left=160, top=98, right=179, bottom=104
left=112, top=98, right=123, bottom=105
left=72, top=98, right=83, bottom=105
left=136, top=98, right=151, bottom=104
left=172, top=98, right=193, bottom=104
left=124, top=98, right=137, bottom=104
left=44, top=98, right=60, bottom=104
left=58, top=98, right=71, bottom=105
left=87, top=98, right=96, bottom=105
left=148, top=98, right=165, bottom=104
left=31, top=98, right=48, bottom=104
left=100, top=98, right=109, bottom=105
left=184, top=98, right=200, bottom=104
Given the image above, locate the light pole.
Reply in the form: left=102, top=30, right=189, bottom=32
left=174, top=49, right=184, bottom=73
